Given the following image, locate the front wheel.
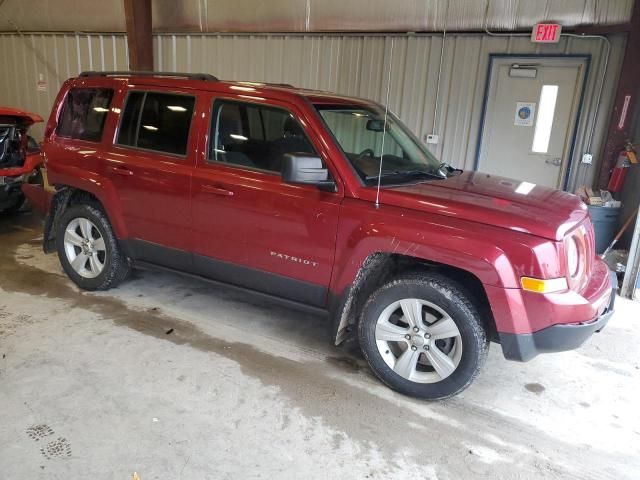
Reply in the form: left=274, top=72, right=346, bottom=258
left=358, top=273, right=488, bottom=400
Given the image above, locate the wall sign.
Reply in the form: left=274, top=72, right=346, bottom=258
left=36, top=73, right=47, bottom=92
left=514, top=102, right=535, bottom=127
left=531, top=23, right=562, bottom=43
left=618, top=94, right=631, bottom=130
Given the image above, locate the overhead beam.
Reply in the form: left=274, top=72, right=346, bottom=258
left=597, top=0, right=640, bottom=188
left=571, top=22, right=632, bottom=35
left=123, top=0, right=153, bottom=71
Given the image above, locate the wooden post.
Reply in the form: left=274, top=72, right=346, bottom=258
left=596, top=0, right=640, bottom=188
left=123, top=0, right=153, bottom=71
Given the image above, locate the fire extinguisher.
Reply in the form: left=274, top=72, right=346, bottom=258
left=607, top=142, right=637, bottom=192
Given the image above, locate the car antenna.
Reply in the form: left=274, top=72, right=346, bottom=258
left=375, top=37, right=394, bottom=209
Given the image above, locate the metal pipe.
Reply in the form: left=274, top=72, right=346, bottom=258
left=621, top=212, right=640, bottom=298
left=431, top=1, right=449, bottom=136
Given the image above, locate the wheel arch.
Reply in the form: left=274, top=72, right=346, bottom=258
left=329, top=251, right=498, bottom=345
left=43, top=184, right=126, bottom=254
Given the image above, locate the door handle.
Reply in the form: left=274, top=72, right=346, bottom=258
left=110, top=165, right=133, bottom=176
left=545, top=157, right=562, bottom=167
left=202, top=184, right=234, bottom=196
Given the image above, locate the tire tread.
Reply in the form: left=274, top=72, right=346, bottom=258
left=358, top=271, right=489, bottom=400
left=56, top=203, right=129, bottom=291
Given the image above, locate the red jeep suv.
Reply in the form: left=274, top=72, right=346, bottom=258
left=35, top=71, right=616, bottom=399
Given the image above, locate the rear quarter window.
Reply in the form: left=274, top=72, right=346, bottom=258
left=56, top=88, right=113, bottom=142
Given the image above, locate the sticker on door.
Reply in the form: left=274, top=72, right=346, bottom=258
left=514, top=102, right=535, bottom=127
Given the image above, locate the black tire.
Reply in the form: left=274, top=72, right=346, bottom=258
left=0, top=193, right=25, bottom=215
left=358, top=272, right=488, bottom=400
left=56, top=203, right=130, bottom=291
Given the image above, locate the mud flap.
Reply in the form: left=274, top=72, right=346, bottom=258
left=43, top=188, right=72, bottom=254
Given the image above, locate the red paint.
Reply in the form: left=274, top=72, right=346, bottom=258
left=37, top=74, right=612, bottom=339
left=531, top=23, right=562, bottom=43
left=21, top=182, right=51, bottom=214
left=0, top=150, right=42, bottom=178
left=0, top=107, right=43, bottom=126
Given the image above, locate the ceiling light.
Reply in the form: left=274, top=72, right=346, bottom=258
left=167, top=105, right=187, bottom=112
left=142, top=125, right=158, bottom=131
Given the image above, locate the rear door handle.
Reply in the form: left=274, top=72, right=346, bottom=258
left=545, top=157, right=562, bottom=167
left=110, top=165, right=134, bottom=176
left=202, top=184, right=234, bottom=196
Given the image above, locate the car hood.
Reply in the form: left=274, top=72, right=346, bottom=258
left=0, top=107, right=43, bottom=127
left=378, top=171, right=587, bottom=241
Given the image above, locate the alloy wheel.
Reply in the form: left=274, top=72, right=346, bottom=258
left=375, top=298, right=463, bottom=383
left=63, top=217, right=107, bottom=279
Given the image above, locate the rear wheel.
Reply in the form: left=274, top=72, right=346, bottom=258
left=56, top=203, right=130, bottom=290
left=358, top=272, right=488, bottom=400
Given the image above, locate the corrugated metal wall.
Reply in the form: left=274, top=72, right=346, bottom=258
left=0, top=32, right=625, bottom=189
left=0, top=0, right=634, bottom=32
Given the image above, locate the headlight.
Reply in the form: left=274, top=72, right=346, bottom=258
left=566, top=236, right=579, bottom=278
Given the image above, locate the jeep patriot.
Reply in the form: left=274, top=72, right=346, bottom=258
left=32, top=71, right=616, bottom=399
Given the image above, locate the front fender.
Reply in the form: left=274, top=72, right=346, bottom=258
left=328, top=198, right=555, bottom=343
left=329, top=200, right=535, bottom=296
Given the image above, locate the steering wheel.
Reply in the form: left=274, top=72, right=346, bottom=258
left=358, top=148, right=375, bottom=157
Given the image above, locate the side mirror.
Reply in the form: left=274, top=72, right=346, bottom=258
left=282, top=153, right=336, bottom=192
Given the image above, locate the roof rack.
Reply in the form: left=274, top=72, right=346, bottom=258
left=267, top=82, right=295, bottom=88
left=79, top=71, right=218, bottom=81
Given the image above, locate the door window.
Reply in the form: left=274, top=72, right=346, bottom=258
left=116, top=91, right=195, bottom=156
left=209, top=100, right=316, bottom=173
left=57, top=88, right=113, bottom=142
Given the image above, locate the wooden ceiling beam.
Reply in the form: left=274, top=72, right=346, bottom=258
left=123, top=0, right=153, bottom=71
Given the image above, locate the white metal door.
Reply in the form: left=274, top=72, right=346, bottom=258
left=478, top=57, right=586, bottom=188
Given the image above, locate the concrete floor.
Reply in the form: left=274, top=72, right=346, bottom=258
left=1, top=212, right=639, bottom=480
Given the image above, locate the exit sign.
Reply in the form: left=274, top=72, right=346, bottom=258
left=531, top=23, right=562, bottom=43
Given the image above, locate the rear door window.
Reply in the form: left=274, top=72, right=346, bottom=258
left=116, top=91, right=195, bottom=156
left=57, top=88, right=113, bottom=142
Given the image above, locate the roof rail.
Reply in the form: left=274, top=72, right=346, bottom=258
left=267, top=82, right=295, bottom=88
left=79, top=71, right=218, bottom=81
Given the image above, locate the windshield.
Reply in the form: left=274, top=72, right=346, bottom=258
left=316, top=104, right=444, bottom=185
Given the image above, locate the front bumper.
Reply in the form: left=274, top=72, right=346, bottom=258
left=500, top=270, right=617, bottom=362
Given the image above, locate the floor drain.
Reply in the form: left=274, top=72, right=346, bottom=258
left=26, top=424, right=54, bottom=442
left=40, top=437, right=72, bottom=459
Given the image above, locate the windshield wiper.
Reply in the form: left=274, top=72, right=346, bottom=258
left=365, top=169, right=446, bottom=182
left=438, top=162, right=463, bottom=176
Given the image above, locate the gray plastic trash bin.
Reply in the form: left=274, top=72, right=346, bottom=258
left=588, top=206, right=621, bottom=254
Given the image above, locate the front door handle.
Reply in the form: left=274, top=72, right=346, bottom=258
left=545, top=157, right=562, bottom=167
left=202, top=184, right=234, bottom=196
left=110, top=165, right=134, bottom=176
